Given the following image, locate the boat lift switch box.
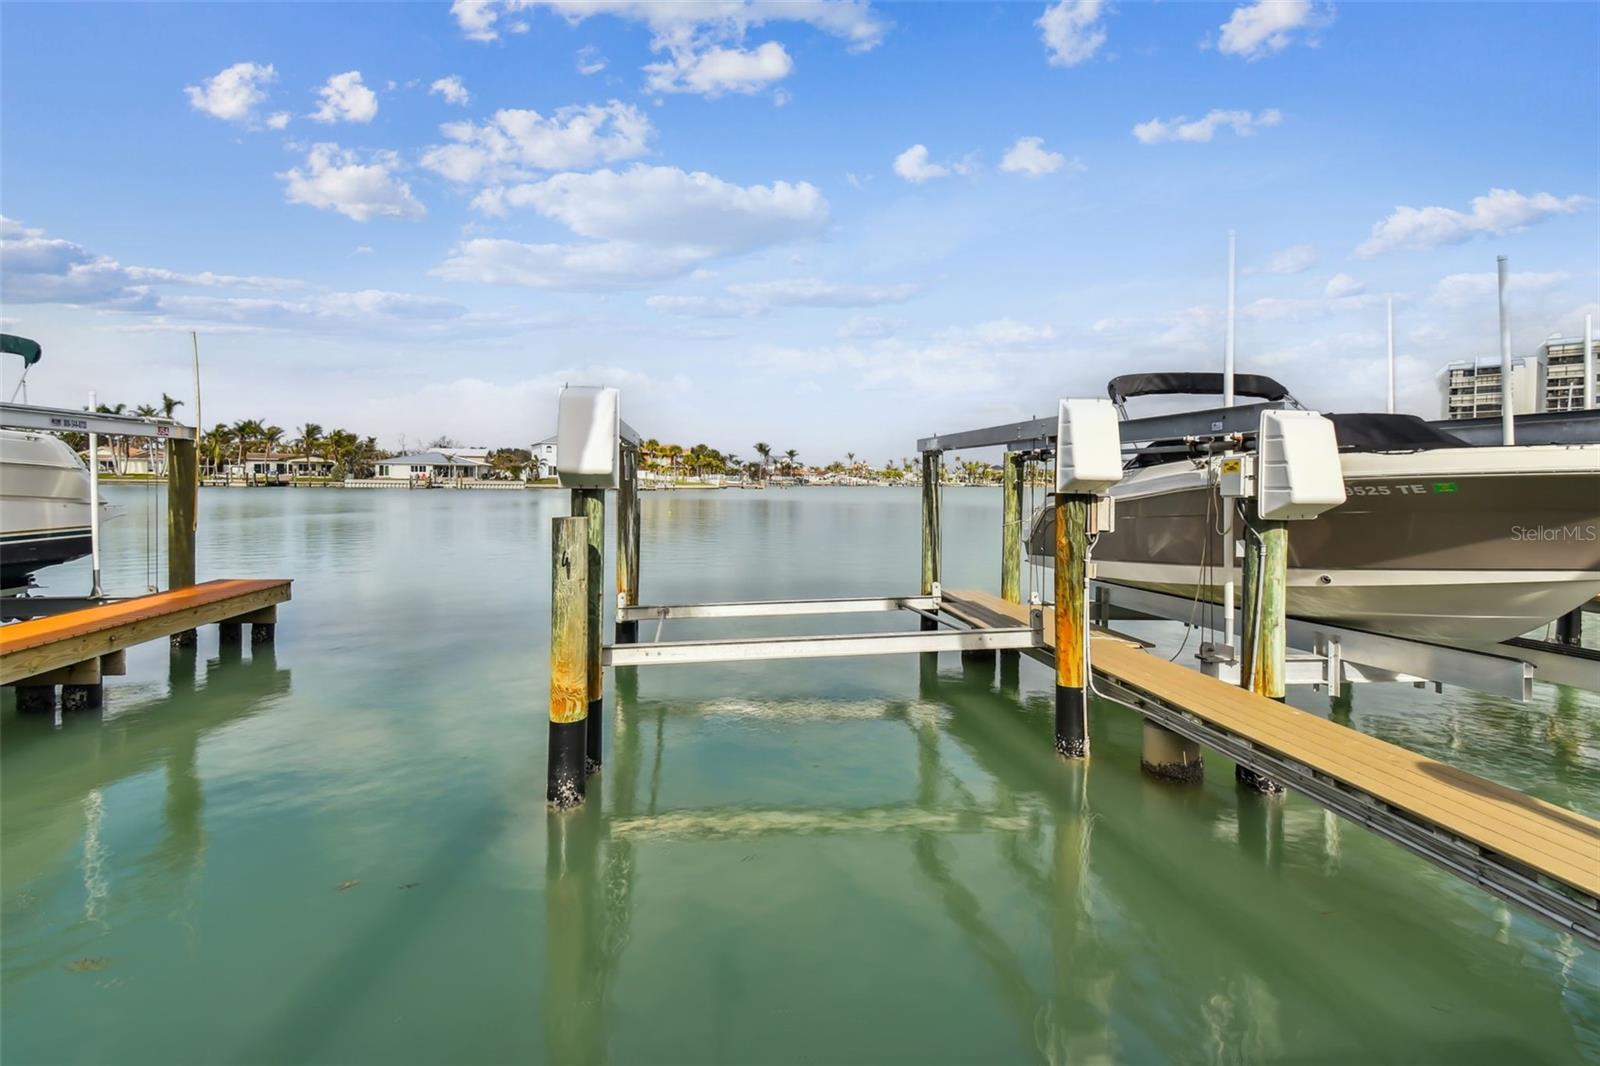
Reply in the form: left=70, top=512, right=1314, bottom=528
left=1218, top=455, right=1255, bottom=499
left=1056, top=399, right=1124, bottom=496
left=556, top=385, right=620, bottom=489
left=1256, top=410, right=1346, bottom=521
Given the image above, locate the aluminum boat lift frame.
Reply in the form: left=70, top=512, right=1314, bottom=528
left=917, top=401, right=1600, bottom=698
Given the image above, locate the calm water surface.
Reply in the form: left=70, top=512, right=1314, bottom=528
left=4, top=485, right=1597, bottom=1064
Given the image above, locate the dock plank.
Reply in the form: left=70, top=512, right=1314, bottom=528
left=943, top=589, right=1600, bottom=899
left=1, top=579, right=291, bottom=685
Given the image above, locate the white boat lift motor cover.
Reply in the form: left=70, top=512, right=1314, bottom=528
left=1056, top=398, right=1124, bottom=496
left=1256, top=409, right=1346, bottom=520
left=557, top=385, right=619, bottom=489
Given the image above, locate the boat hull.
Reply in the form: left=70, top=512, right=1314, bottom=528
left=1, top=430, right=97, bottom=592
left=1029, top=445, right=1600, bottom=644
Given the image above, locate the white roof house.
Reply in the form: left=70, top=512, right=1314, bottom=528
left=373, top=450, right=493, bottom=480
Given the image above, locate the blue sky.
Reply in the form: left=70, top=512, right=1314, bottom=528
left=3, top=1, right=1596, bottom=460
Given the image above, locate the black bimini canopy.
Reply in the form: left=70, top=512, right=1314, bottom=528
left=1106, top=372, right=1294, bottom=408
left=1328, top=413, right=1470, bottom=452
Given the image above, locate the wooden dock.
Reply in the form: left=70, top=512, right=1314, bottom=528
left=2, top=579, right=291, bottom=687
left=941, top=588, right=1600, bottom=942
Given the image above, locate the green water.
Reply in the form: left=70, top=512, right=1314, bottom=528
left=3, top=485, right=1597, bottom=1064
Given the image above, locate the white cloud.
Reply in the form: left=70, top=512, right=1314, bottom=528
left=278, top=144, right=426, bottom=222
left=1430, top=270, right=1569, bottom=309
left=452, top=0, right=890, bottom=51
left=452, top=2, right=887, bottom=99
left=1324, top=273, right=1365, bottom=299
left=999, top=136, right=1079, bottom=177
left=266, top=112, right=291, bottom=130
left=1132, top=108, right=1282, bottom=144
left=1258, top=243, right=1316, bottom=274
left=430, top=75, right=472, bottom=106
left=1217, top=0, right=1328, bottom=59
left=1037, top=0, right=1107, bottom=67
left=649, top=277, right=918, bottom=317
left=893, top=144, right=949, bottom=183
left=645, top=41, right=793, bottom=95
left=838, top=314, right=895, bottom=339
left=577, top=45, right=608, bottom=75
left=1356, top=188, right=1590, bottom=257
left=438, top=165, right=828, bottom=289
left=934, top=318, right=1057, bottom=348
left=184, top=61, right=277, bottom=125
left=472, top=165, right=826, bottom=251
left=310, top=71, right=379, bottom=124
left=420, top=101, right=652, bottom=184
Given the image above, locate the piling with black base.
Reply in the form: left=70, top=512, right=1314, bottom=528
left=573, top=489, right=605, bottom=774
left=1054, top=493, right=1090, bottom=759
left=615, top=444, right=641, bottom=645
left=1141, top=721, right=1203, bottom=782
left=919, top=450, right=942, bottom=634
left=548, top=515, right=590, bottom=809
left=166, top=436, right=199, bottom=650
left=15, top=686, right=54, bottom=714
left=61, top=684, right=103, bottom=711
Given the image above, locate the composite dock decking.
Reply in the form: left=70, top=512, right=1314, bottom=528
left=941, top=588, right=1600, bottom=915
left=1, top=579, right=291, bottom=685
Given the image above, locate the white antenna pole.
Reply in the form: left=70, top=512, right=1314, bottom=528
left=192, top=330, right=203, bottom=489
left=1220, top=230, right=1238, bottom=662
left=1585, top=313, right=1595, bottom=410
left=1224, top=230, right=1236, bottom=407
left=87, top=390, right=103, bottom=597
left=1385, top=296, right=1396, bottom=414
left=1497, top=255, right=1514, bottom=445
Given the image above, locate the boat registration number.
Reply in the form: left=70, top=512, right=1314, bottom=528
left=1348, top=483, right=1441, bottom=496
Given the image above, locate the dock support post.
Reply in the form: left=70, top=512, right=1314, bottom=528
left=997, top=451, right=1025, bottom=680
left=615, top=445, right=641, bottom=645
left=573, top=488, right=605, bottom=774
left=919, top=451, right=943, bottom=630
left=1555, top=607, right=1582, bottom=648
left=1238, top=514, right=1287, bottom=794
left=15, top=685, right=55, bottom=714
left=1054, top=493, right=1090, bottom=759
left=1141, top=722, right=1202, bottom=782
left=167, top=436, right=199, bottom=649
left=548, top=515, right=589, bottom=808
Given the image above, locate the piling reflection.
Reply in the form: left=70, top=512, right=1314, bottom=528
left=1, top=645, right=291, bottom=915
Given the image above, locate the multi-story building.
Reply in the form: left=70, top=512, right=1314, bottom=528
left=1537, top=335, right=1598, bottom=412
left=1438, top=354, right=1547, bottom=420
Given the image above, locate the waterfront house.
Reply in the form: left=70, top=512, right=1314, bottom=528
left=373, top=450, right=494, bottom=482
left=225, top=452, right=336, bottom=484
left=532, top=434, right=559, bottom=478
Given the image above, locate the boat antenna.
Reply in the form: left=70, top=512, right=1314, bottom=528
left=88, top=389, right=104, bottom=598
left=1224, top=230, right=1236, bottom=408
left=1585, top=313, right=1595, bottom=411
left=1386, top=296, right=1396, bottom=414
left=1497, top=255, right=1514, bottom=445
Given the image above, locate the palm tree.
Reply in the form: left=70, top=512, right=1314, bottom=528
left=296, top=422, right=324, bottom=458
left=262, top=425, right=285, bottom=452
left=159, top=393, right=184, bottom=419
left=754, top=442, right=772, bottom=480
left=784, top=448, right=799, bottom=476
left=202, top=424, right=234, bottom=477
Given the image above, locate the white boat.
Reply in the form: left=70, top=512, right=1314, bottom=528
left=1, top=428, right=101, bottom=593
left=1029, top=374, right=1600, bottom=646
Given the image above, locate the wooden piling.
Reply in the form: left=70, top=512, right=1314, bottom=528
left=573, top=489, right=605, bottom=774
left=1054, top=493, right=1090, bottom=758
left=1238, top=513, right=1287, bottom=794
left=548, top=515, right=589, bottom=808
left=166, top=437, right=198, bottom=649
left=1001, top=452, right=1024, bottom=605
left=919, top=451, right=942, bottom=633
left=615, top=445, right=641, bottom=645
left=1141, top=721, right=1202, bottom=782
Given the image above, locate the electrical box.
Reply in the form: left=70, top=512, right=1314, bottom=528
left=1055, top=398, right=1124, bottom=496
left=556, top=385, right=619, bottom=489
left=1218, top=454, right=1254, bottom=499
left=1256, top=410, right=1346, bottom=521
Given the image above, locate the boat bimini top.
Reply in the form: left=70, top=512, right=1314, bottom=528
left=1107, top=372, right=1471, bottom=466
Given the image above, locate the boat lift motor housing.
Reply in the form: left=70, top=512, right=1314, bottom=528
left=1057, top=398, right=1123, bottom=533
left=1256, top=409, right=1346, bottom=521
left=556, top=385, right=620, bottom=489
